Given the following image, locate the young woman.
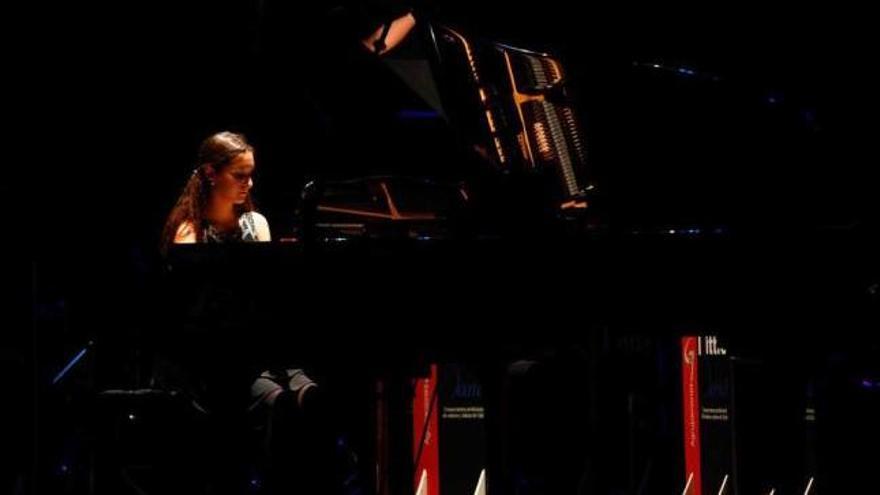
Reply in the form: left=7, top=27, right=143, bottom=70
left=159, top=131, right=352, bottom=494
left=161, top=131, right=270, bottom=251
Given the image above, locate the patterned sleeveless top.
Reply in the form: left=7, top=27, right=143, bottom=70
left=202, top=211, right=260, bottom=243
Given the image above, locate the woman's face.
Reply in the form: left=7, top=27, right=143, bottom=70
left=210, top=151, right=255, bottom=205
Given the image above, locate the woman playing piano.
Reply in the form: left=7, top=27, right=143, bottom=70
left=158, top=131, right=353, bottom=494
left=161, top=131, right=270, bottom=249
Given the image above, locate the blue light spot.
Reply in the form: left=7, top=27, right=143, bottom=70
left=397, top=109, right=442, bottom=120
left=766, top=92, right=784, bottom=105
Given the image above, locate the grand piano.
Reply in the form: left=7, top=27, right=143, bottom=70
left=155, top=6, right=880, bottom=493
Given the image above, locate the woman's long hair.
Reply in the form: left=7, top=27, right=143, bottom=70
left=161, top=131, right=255, bottom=254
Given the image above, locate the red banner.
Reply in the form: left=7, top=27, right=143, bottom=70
left=681, top=336, right=702, bottom=495
left=413, top=364, right=440, bottom=495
